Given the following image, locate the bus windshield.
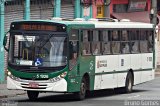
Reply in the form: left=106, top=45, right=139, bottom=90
left=9, top=33, right=67, bottom=67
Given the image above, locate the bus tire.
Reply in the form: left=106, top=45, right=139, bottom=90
left=125, top=72, right=133, bottom=93
left=74, top=77, right=86, bottom=100
left=27, top=91, right=39, bottom=101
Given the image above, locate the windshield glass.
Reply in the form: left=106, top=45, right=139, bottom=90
left=10, top=33, right=67, bottom=67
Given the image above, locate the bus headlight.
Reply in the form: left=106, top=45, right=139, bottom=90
left=49, top=72, right=67, bottom=82
left=7, top=71, right=11, bottom=76
left=8, top=72, right=20, bottom=81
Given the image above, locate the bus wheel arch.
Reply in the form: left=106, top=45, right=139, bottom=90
left=74, top=73, right=90, bottom=100
left=83, top=73, right=90, bottom=91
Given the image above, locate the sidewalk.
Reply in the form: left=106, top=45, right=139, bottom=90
left=0, top=84, right=26, bottom=99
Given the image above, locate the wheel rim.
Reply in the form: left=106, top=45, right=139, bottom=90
left=128, top=78, right=132, bottom=91
left=80, top=82, right=86, bottom=95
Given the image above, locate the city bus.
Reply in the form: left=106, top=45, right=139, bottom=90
left=3, top=18, right=155, bottom=100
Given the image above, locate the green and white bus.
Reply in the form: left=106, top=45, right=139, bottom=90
left=4, top=18, right=155, bottom=100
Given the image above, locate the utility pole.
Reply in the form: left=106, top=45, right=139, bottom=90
left=54, top=0, right=61, bottom=17
left=75, top=0, right=80, bottom=18
left=150, top=0, right=158, bottom=69
left=104, top=0, right=111, bottom=18
left=24, top=0, right=30, bottom=20
left=150, top=0, right=157, bottom=26
left=0, top=0, right=5, bottom=83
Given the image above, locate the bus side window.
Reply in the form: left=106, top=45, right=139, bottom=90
left=121, top=30, right=130, bottom=54
left=92, top=30, right=100, bottom=55
left=148, top=31, right=153, bottom=52
left=82, top=30, right=91, bottom=55
left=111, top=31, right=120, bottom=54
left=102, top=30, right=111, bottom=54
left=130, top=30, right=140, bottom=54
left=140, top=31, right=148, bottom=53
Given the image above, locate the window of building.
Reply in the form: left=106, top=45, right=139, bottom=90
left=113, top=4, right=128, bottom=13
left=97, top=5, right=104, bottom=18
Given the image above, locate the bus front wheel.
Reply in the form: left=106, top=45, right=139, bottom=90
left=74, top=78, right=86, bottom=100
left=27, top=91, right=39, bottom=101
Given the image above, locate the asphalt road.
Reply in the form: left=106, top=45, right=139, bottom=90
left=1, top=77, right=160, bottom=106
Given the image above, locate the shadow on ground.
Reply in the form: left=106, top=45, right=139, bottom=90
left=16, top=89, right=149, bottom=103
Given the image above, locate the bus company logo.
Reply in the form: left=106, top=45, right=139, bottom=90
left=97, top=60, right=107, bottom=68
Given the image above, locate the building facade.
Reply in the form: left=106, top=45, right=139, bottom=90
left=0, top=0, right=94, bottom=82
left=92, top=0, right=151, bottom=23
left=110, top=0, right=151, bottom=23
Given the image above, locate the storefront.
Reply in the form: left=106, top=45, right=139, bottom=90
left=30, top=0, right=54, bottom=20
left=61, top=0, right=75, bottom=19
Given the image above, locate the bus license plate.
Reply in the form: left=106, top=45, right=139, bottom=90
left=29, top=82, right=39, bottom=88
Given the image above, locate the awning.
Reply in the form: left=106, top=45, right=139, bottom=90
left=112, top=11, right=150, bottom=23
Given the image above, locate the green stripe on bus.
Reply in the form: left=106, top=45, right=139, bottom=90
left=95, top=68, right=153, bottom=75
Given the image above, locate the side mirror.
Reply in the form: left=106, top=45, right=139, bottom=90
left=3, top=31, right=10, bottom=52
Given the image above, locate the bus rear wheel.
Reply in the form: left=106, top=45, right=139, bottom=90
left=74, top=78, right=86, bottom=100
left=27, top=91, right=39, bottom=101
left=125, top=72, right=133, bottom=93
left=115, top=72, right=133, bottom=94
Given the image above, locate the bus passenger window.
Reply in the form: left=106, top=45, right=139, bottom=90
left=112, top=42, right=120, bottom=54
left=148, top=31, right=153, bottom=52
left=82, top=42, right=91, bottom=55
left=131, top=41, right=139, bottom=53
left=92, top=30, right=100, bottom=55
left=82, top=30, right=91, bottom=55
left=102, top=31, right=111, bottom=54
left=130, top=30, right=139, bottom=54
left=121, top=31, right=130, bottom=54
left=112, top=31, right=119, bottom=41
left=92, top=42, right=100, bottom=55
left=140, top=31, right=148, bottom=53
left=121, top=42, right=130, bottom=54
left=102, top=42, right=111, bottom=54
left=121, top=30, right=128, bottom=41
left=111, top=31, right=120, bottom=54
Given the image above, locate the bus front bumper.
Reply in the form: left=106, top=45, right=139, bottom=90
left=7, top=76, right=67, bottom=92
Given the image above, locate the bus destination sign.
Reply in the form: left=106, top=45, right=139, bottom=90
left=21, top=24, right=57, bottom=31
left=11, top=22, right=66, bottom=32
